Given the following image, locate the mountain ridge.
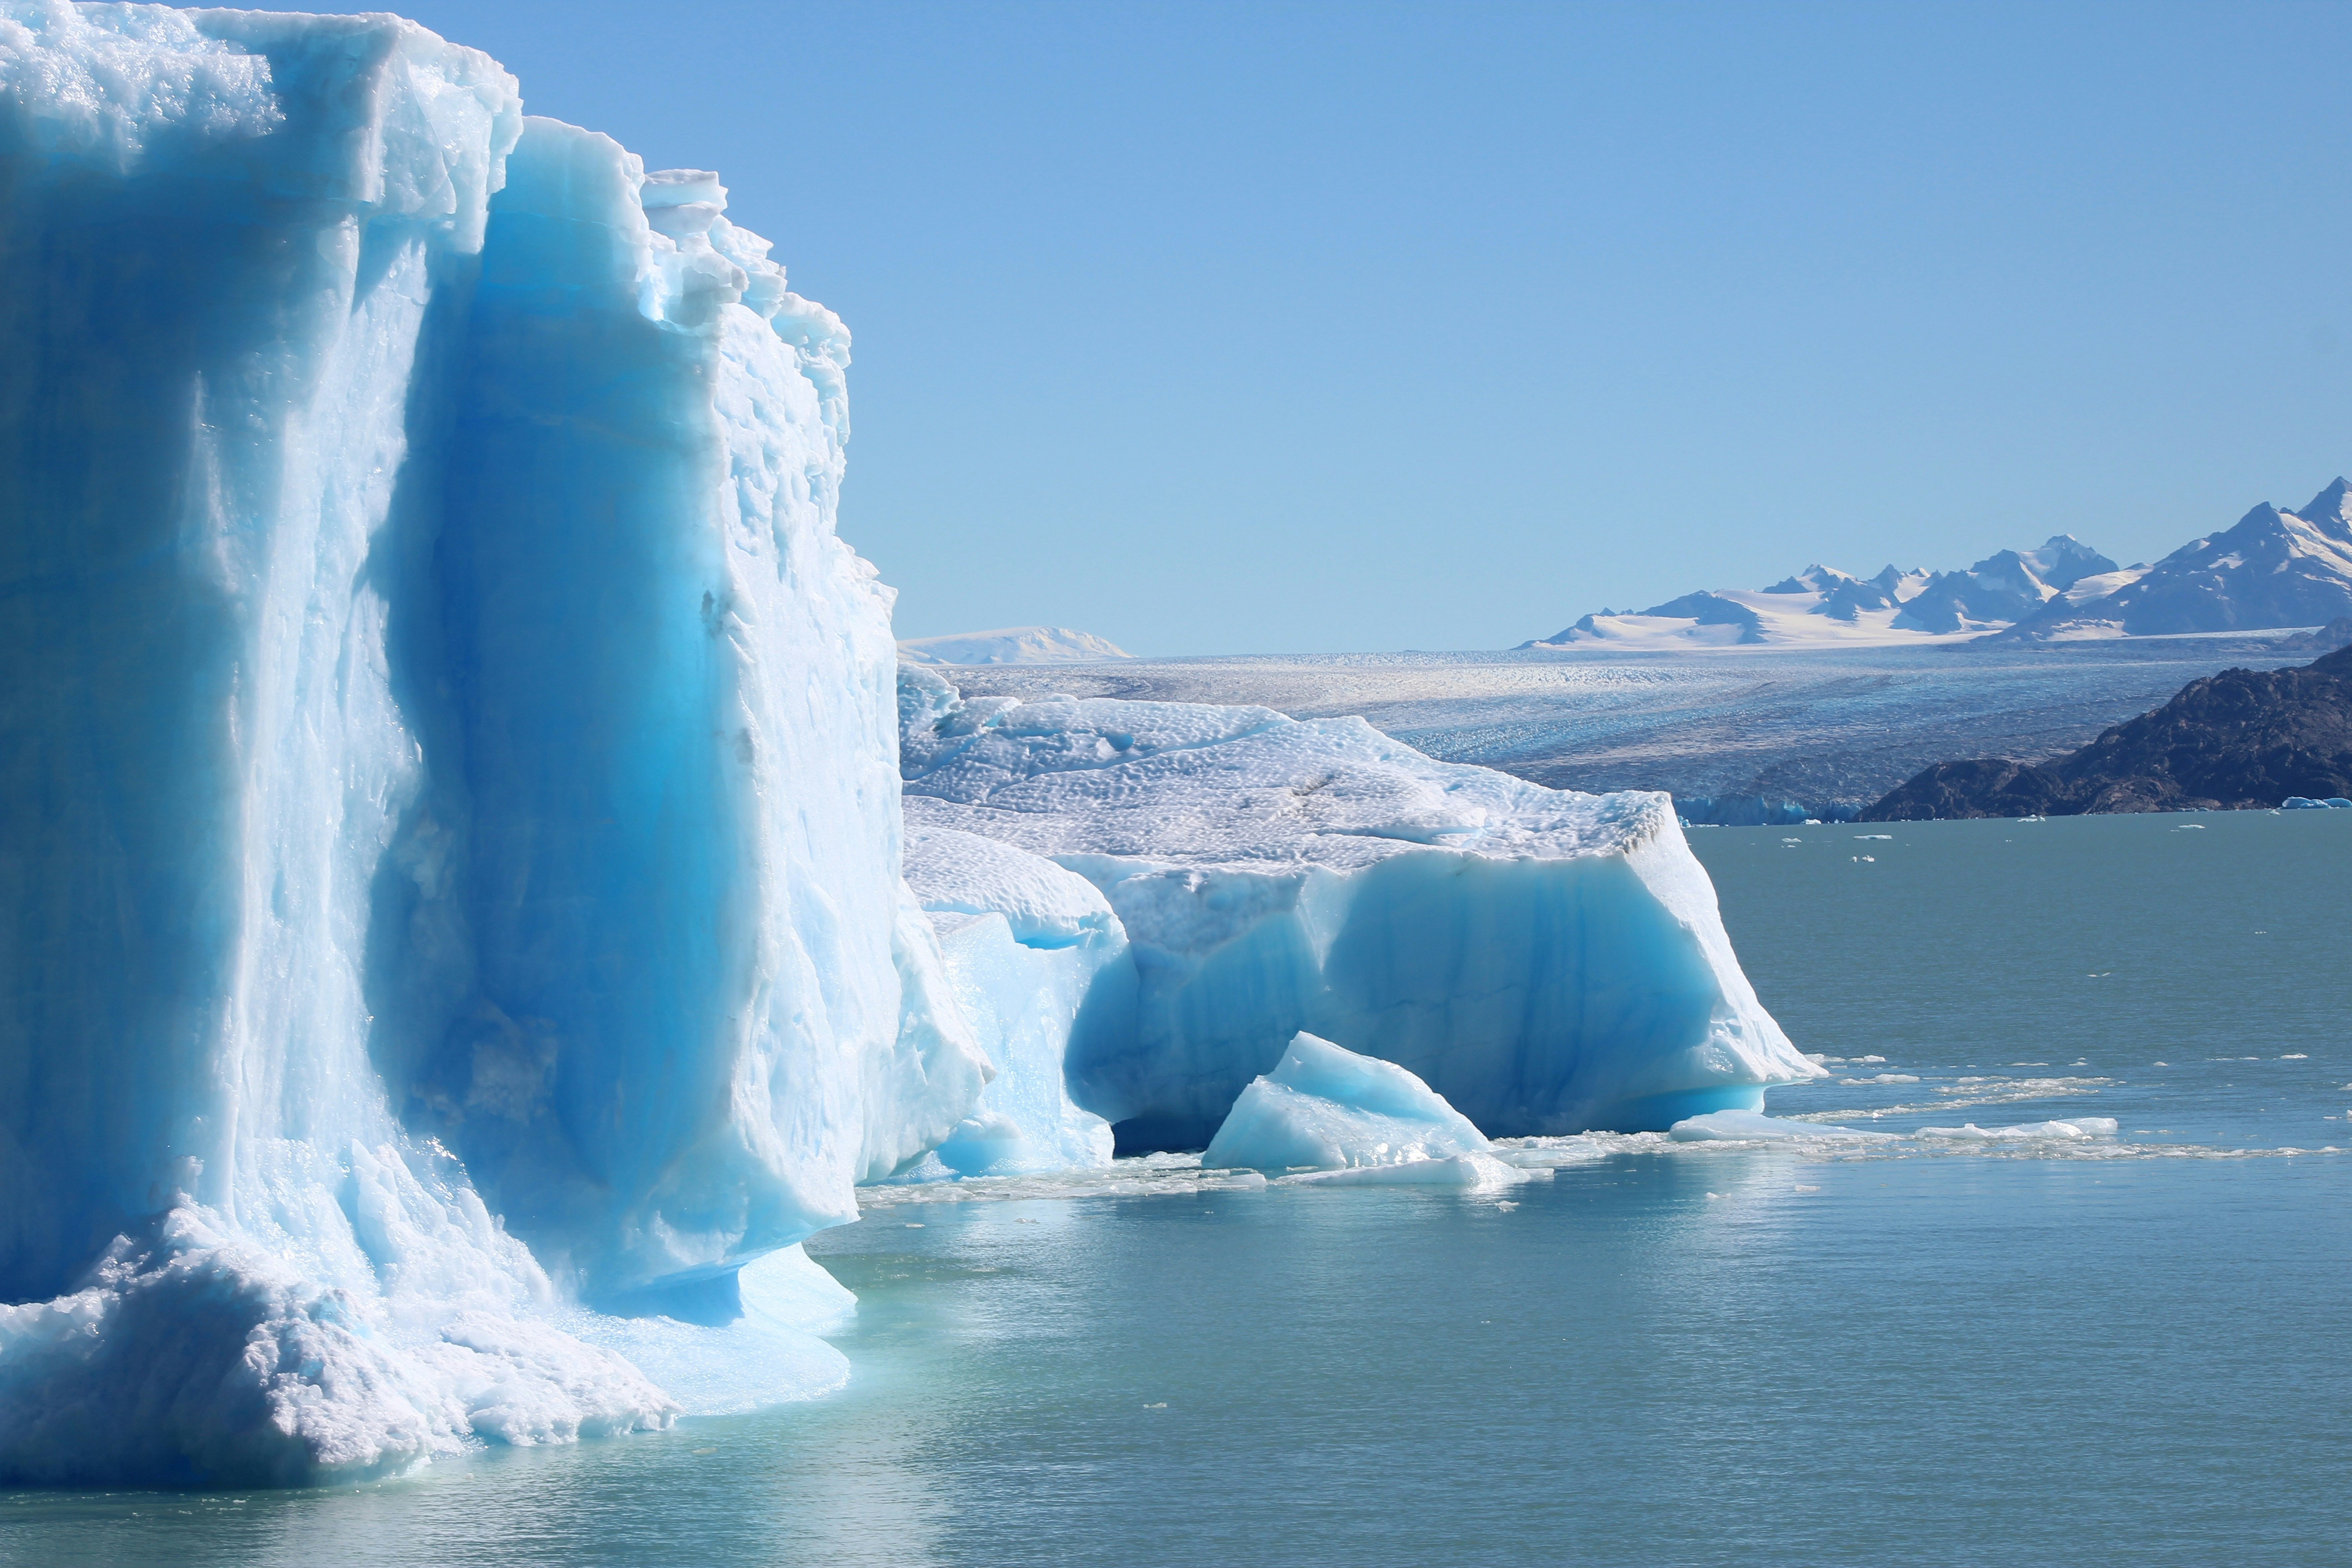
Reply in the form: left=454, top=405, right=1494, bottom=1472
left=1527, top=480, right=2352, bottom=651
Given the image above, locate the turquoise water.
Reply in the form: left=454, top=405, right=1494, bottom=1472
left=8, top=812, right=2350, bottom=1566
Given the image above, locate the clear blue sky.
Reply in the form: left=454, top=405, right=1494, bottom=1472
left=313, top=0, right=2352, bottom=655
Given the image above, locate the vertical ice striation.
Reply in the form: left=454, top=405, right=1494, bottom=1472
left=0, top=5, right=981, bottom=1485
left=415, top=117, right=986, bottom=1300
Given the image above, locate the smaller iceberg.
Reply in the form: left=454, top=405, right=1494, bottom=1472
left=898, top=667, right=1823, bottom=1148
left=1668, top=1109, right=1896, bottom=1142
left=2281, top=797, right=2352, bottom=809
left=1204, top=1033, right=1501, bottom=1175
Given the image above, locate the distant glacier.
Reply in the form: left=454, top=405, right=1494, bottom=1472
left=897, top=625, right=1133, bottom=666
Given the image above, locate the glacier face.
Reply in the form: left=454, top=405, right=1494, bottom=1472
left=899, top=668, right=1821, bottom=1151
left=0, top=4, right=981, bottom=1485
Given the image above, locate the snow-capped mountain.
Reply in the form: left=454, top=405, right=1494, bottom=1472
left=1524, top=536, right=2113, bottom=650
left=1893, top=535, right=2119, bottom=632
left=1994, top=480, right=2352, bottom=641
left=1526, top=480, right=2352, bottom=650
left=897, top=626, right=1134, bottom=665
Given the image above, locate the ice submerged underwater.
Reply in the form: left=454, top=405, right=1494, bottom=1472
left=0, top=3, right=1819, bottom=1489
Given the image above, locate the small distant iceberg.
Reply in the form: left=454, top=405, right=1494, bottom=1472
left=1206, top=1032, right=1496, bottom=1172
left=898, top=627, right=1133, bottom=666
left=2280, top=796, right=2352, bottom=809
left=1668, top=1108, right=1896, bottom=1142
left=1915, top=1118, right=2119, bottom=1141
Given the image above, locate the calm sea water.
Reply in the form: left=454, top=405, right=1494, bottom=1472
left=9, top=812, right=2350, bottom=1567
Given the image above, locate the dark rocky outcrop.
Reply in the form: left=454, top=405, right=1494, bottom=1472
left=1861, top=644, right=2352, bottom=818
left=2272, top=615, right=2352, bottom=654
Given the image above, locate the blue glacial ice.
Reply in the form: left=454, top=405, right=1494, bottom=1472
left=902, top=825, right=1122, bottom=1176
left=900, top=667, right=1822, bottom=1150
left=0, top=4, right=984, bottom=1485
left=1204, top=1031, right=1494, bottom=1172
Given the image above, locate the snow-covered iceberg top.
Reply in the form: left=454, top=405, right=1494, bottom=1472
left=899, top=669, right=1823, bottom=1147
left=900, top=665, right=1671, bottom=871
left=1204, top=1032, right=1494, bottom=1172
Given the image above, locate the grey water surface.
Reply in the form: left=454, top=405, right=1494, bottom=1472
left=8, top=811, right=2349, bottom=1567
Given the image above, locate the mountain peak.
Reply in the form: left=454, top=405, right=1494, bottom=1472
left=2017, top=534, right=2118, bottom=593
left=2293, top=477, right=2352, bottom=543
left=1761, top=564, right=1856, bottom=594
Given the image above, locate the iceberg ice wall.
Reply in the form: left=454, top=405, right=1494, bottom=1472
left=413, top=116, right=985, bottom=1295
left=900, top=669, right=1821, bottom=1151
left=0, top=0, right=523, bottom=1322
left=0, top=4, right=980, bottom=1485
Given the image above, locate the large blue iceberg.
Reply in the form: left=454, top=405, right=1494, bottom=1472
left=0, top=2, right=983, bottom=1485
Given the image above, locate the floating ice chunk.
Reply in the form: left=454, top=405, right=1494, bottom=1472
left=1204, top=1033, right=1493, bottom=1173
left=1914, top=1118, right=2121, bottom=1141
left=1668, top=1110, right=1897, bottom=1142
left=901, top=671, right=1821, bottom=1146
left=1278, top=1153, right=1538, bottom=1188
